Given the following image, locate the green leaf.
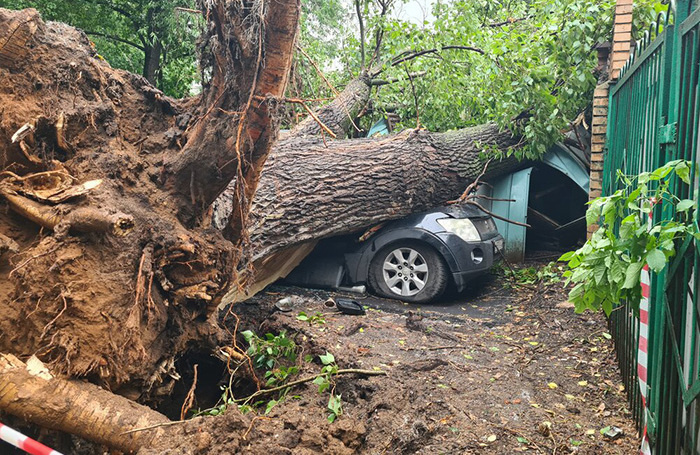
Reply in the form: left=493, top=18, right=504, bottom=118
left=319, top=352, right=335, bottom=365
left=675, top=161, right=691, bottom=184
left=622, top=262, right=644, bottom=289
left=559, top=251, right=575, bottom=261
left=677, top=199, right=695, bottom=212
left=646, top=248, right=666, bottom=272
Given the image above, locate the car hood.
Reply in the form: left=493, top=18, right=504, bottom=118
left=435, top=204, right=489, bottom=219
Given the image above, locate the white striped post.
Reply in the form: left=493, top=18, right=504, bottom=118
left=638, top=205, right=653, bottom=455
left=0, top=422, right=64, bottom=455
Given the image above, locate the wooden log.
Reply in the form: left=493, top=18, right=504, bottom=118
left=0, top=354, right=170, bottom=453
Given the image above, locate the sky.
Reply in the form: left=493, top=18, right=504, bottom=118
left=395, top=0, right=434, bottom=24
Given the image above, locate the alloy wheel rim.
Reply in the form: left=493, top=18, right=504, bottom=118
left=381, top=247, right=429, bottom=296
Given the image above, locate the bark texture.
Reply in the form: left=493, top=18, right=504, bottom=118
left=249, top=125, right=521, bottom=262
left=0, top=354, right=169, bottom=453
left=290, top=75, right=371, bottom=138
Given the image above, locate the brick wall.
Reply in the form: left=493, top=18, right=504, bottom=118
left=588, top=0, right=633, bottom=237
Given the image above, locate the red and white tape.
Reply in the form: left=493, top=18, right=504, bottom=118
left=0, top=422, right=63, bottom=455
left=638, top=205, right=653, bottom=455
left=639, top=264, right=652, bottom=455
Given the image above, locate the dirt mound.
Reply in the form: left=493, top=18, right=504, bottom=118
left=0, top=7, right=229, bottom=400
left=141, top=403, right=366, bottom=455
left=131, top=273, right=639, bottom=454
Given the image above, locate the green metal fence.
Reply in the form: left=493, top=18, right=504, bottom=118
left=604, top=1, right=700, bottom=452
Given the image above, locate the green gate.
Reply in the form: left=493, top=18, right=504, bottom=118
left=604, top=0, right=700, bottom=452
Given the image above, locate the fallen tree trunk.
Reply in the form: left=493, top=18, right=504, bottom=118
left=218, top=75, right=525, bottom=299
left=0, top=354, right=169, bottom=453
left=249, top=126, right=521, bottom=261
left=226, top=124, right=523, bottom=301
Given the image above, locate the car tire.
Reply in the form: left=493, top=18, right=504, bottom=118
left=368, top=242, right=449, bottom=303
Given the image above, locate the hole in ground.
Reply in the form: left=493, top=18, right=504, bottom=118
left=155, top=349, right=230, bottom=420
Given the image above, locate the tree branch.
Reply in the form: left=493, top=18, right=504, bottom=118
left=83, top=30, right=145, bottom=52
left=390, top=45, right=485, bottom=67
left=485, top=16, right=532, bottom=27
left=86, top=0, right=138, bottom=26
left=368, top=0, right=390, bottom=68
left=355, top=0, right=366, bottom=70
left=370, top=71, right=427, bottom=86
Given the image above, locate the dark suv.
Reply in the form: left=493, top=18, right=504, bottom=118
left=285, top=205, right=504, bottom=303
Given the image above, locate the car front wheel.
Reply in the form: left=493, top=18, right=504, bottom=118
left=368, top=243, right=449, bottom=303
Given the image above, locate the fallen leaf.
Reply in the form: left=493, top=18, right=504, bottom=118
left=547, top=382, right=558, bottom=389
left=487, top=434, right=497, bottom=442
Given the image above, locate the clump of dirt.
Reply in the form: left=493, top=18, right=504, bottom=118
left=0, top=7, right=232, bottom=401
left=141, top=268, right=639, bottom=454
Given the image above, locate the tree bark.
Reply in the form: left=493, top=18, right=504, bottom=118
left=142, top=40, right=162, bottom=86
left=247, top=125, right=521, bottom=262
left=290, top=74, right=371, bottom=138
left=0, top=354, right=170, bottom=454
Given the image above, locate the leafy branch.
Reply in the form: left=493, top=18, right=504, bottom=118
left=560, top=160, right=697, bottom=315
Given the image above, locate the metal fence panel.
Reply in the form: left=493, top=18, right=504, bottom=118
left=605, top=1, right=700, bottom=453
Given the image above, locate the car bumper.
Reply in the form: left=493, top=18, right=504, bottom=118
left=437, top=233, right=504, bottom=292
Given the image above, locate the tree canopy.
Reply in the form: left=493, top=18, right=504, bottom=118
left=288, top=0, right=663, bottom=157
left=2, top=0, right=664, bottom=155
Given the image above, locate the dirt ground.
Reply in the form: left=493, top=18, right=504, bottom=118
left=135, top=260, right=639, bottom=455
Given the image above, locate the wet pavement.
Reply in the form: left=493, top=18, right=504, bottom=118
left=264, top=271, right=518, bottom=327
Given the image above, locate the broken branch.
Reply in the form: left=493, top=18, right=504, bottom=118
left=0, top=353, right=169, bottom=453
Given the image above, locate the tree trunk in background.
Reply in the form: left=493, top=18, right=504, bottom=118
left=0, top=2, right=300, bottom=411
left=143, top=40, right=162, bottom=85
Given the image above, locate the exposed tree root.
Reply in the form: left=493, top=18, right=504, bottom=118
left=1, top=190, right=134, bottom=236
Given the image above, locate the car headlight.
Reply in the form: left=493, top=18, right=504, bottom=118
left=437, top=218, right=482, bottom=242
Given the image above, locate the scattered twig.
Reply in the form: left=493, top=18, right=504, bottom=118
left=235, top=369, right=386, bottom=404
left=448, top=158, right=492, bottom=204
left=370, top=71, right=427, bottom=86
left=485, top=16, right=532, bottom=27
left=121, top=420, right=187, bottom=435
left=289, top=98, right=337, bottom=138
left=390, top=45, right=486, bottom=67
left=243, top=416, right=271, bottom=440
left=296, top=45, right=339, bottom=96
left=467, top=200, right=531, bottom=228
left=403, top=65, right=420, bottom=129
left=174, top=7, right=202, bottom=14
left=404, top=345, right=466, bottom=351
left=359, top=223, right=386, bottom=242
left=495, top=244, right=537, bottom=291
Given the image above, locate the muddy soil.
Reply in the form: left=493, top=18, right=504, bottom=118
left=137, top=264, right=639, bottom=455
